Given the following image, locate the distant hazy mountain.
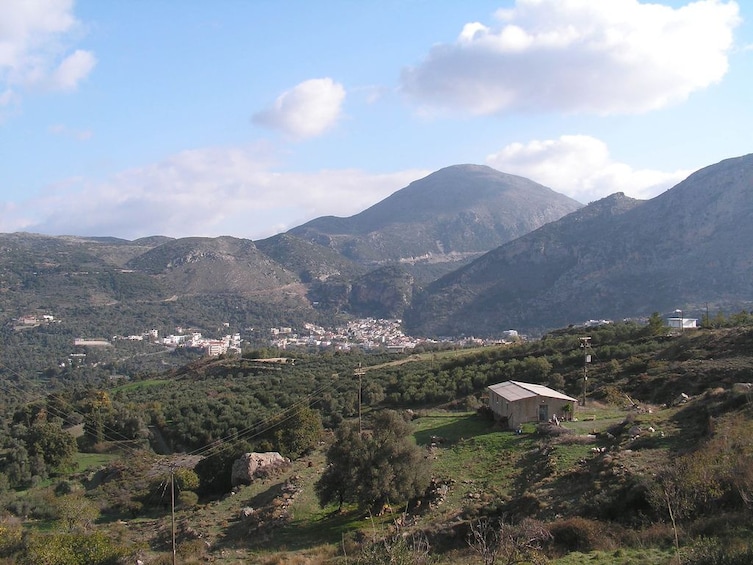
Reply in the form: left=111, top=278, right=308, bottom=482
left=404, top=154, right=753, bottom=337
left=288, top=165, right=583, bottom=271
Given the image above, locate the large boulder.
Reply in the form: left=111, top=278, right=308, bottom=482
left=231, top=452, right=290, bottom=486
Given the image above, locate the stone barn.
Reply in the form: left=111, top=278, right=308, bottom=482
left=487, top=380, right=577, bottom=429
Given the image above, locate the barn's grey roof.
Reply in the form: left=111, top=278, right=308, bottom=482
left=487, top=380, right=577, bottom=402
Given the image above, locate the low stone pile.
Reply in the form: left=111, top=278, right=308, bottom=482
left=239, top=474, right=304, bottom=535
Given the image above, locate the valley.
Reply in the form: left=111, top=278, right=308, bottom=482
left=1, top=155, right=753, bottom=564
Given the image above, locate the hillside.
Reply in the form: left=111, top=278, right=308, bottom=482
left=405, top=154, right=753, bottom=337
left=3, top=321, right=753, bottom=563
left=125, top=235, right=301, bottom=297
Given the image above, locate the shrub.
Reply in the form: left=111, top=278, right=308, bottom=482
left=536, top=423, right=573, bottom=437
left=0, top=516, right=23, bottom=557
left=18, top=531, right=129, bottom=565
left=177, top=491, right=199, bottom=509
left=548, top=516, right=618, bottom=553
left=682, top=536, right=753, bottom=565
left=628, top=522, right=678, bottom=549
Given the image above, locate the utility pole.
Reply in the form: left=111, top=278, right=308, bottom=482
left=170, top=466, right=177, bottom=565
left=354, top=364, right=365, bottom=436
left=580, top=337, right=591, bottom=406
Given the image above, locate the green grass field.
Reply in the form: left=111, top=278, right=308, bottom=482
left=73, top=452, right=119, bottom=472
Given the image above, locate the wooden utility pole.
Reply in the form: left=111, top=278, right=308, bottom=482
left=171, top=466, right=177, bottom=565
left=354, top=364, right=365, bottom=436
left=580, top=337, right=591, bottom=406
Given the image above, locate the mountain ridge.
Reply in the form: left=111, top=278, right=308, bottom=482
left=2, top=155, right=752, bottom=342
left=287, top=164, right=583, bottom=266
left=404, top=153, right=753, bottom=336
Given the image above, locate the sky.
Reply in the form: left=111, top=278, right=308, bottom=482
left=1, top=0, right=751, bottom=241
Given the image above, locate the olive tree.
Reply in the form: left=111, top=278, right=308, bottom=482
left=316, top=410, right=430, bottom=512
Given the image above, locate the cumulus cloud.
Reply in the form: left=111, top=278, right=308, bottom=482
left=0, top=0, right=95, bottom=99
left=2, top=145, right=425, bottom=240
left=401, top=0, right=740, bottom=116
left=486, top=135, right=692, bottom=202
left=252, top=78, right=346, bottom=139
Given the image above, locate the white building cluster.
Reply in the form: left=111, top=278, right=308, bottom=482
left=269, top=318, right=419, bottom=351
left=112, top=327, right=242, bottom=356
left=160, top=331, right=242, bottom=356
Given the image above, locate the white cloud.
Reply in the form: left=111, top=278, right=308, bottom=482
left=401, top=0, right=740, bottom=116
left=2, top=145, right=425, bottom=240
left=50, top=49, right=96, bottom=91
left=486, top=135, right=692, bottom=202
left=252, top=78, right=346, bottom=139
left=0, top=0, right=95, bottom=98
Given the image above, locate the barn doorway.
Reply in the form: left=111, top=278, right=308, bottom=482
left=538, top=404, right=549, bottom=422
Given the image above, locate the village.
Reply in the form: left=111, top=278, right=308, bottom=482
left=13, top=312, right=520, bottom=358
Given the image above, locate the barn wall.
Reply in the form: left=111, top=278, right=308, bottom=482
left=489, top=392, right=576, bottom=428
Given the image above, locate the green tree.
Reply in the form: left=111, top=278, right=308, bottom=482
left=316, top=410, right=431, bottom=512
left=19, top=531, right=128, bottom=565
left=22, top=422, right=77, bottom=478
left=315, top=421, right=366, bottom=511
left=174, top=467, right=200, bottom=491
left=3, top=439, right=31, bottom=487
left=273, top=406, right=324, bottom=459
left=645, top=312, right=667, bottom=336
left=54, top=494, right=100, bottom=533
left=521, top=356, right=552, bottom=383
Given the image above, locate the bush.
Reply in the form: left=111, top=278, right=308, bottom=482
left=19, top=531, right=129, bottom=565
left=682, top=537, right=753, bottom=565
left=177, top=491, right=199, bottom=509
left=0, top=516, right=23, bottom=557
left=548, top=516, right=618, bottom=553
left=628, top=522, right=678, bottom=549
left=536, top=422, right=573, bottom=437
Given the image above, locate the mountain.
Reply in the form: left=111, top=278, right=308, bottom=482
left=5, top=161, right=585, bottom=362
left=0, top=232, right=170, bottom=310
left=404, top=154, right=753, bottom=337
left=5, top=154, right=753, bottom=346
left=125, top=236, right=300, bottom=296
left=287, top=165, right=583, bottom=274
left=254, top=233, right=365, bottom=283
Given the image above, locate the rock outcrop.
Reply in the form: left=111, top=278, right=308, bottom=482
left=231, top=452, right=290, bottom=487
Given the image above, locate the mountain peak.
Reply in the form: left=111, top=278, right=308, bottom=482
left=289, top=164, right=582, bottom=265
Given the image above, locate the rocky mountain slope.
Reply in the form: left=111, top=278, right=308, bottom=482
left=287, top=164, right=583, bottom=269
left=125, top=236, right=299, bottom=296
left=405, top=154, right=753, bottom=337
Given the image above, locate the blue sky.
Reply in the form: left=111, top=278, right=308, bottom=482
left=1, top=0, right=751, bottom=240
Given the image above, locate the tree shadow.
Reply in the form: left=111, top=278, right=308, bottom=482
left=414, top=413, right=499, bottom=447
